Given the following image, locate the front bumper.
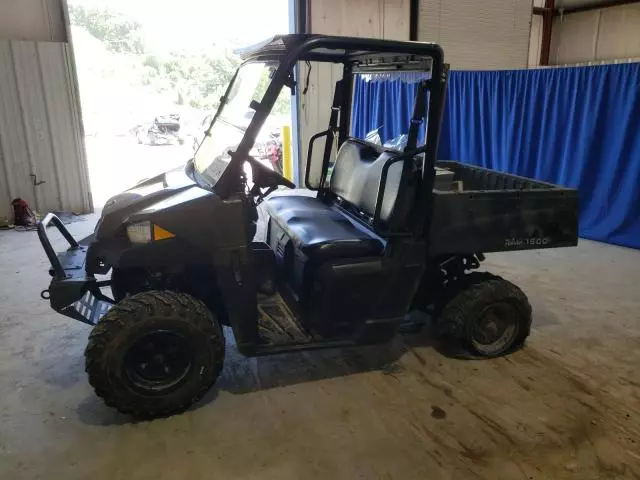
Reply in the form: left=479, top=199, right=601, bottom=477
left=38, top=214, right=113, bottom=326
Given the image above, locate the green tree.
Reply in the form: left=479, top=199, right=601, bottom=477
left=68, top=5, right=289, bottom=115
left=69, top=5, right=145, bottom=54
left=140, top=50, right=241, bottom=109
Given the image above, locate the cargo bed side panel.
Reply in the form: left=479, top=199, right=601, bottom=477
left=430, top=190, right=579, bottom=255
left=436, top=161, right=558, bottom=191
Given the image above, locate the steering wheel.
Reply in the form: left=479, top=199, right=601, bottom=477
left=246, top=155, right=295, bottom=191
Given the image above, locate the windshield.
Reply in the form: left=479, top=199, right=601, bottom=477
left=194, top=62, right=273, bottom=188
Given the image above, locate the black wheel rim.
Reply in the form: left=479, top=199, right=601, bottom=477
left=471, top=303, right=519, bottom=355
left=124, top=330, right=193, bottom=394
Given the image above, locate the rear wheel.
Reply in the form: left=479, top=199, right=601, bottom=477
left=435, top=273, right=531, bottom=357
left=85, top=291, right=224, bottom=418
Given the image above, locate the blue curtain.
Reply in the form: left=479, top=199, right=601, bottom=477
left=352, top=64, right=640, bottom=249
left=351, top=76, right=427, bottom=145
left=440, top=64, right=640, bottom=249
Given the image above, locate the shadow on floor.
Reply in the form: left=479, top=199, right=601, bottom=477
left=530, top=301, right=561, bottom=328
left=76, top=387, right=223, bottom=426
left=73, top=324, right=458, bottom=426
left=73, top=311, right=517, bottom=426
left=76, top=395, right=134, bottom=426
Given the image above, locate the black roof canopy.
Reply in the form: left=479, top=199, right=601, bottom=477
left=235, top=34, right=443, bottom=70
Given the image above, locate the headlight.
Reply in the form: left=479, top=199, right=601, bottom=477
left=126, top=221, right=175, bottom=244
left=126, top=221, right=152, bottom=244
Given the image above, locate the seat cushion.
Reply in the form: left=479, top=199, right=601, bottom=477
left=329, top=138, right=411, bottom=225
left=264, top=194, right=383, bottom=261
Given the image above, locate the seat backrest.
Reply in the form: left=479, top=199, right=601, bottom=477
left=329, top=138, right=412, bottom=226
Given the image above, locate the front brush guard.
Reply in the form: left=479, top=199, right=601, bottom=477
left=38, top=214, right=114, bottom=326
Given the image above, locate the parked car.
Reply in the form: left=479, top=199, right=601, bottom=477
left=133, top=113, right=184, bottom=146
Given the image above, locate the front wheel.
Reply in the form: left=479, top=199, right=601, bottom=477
left=85, top=291, right=224, bottom=418
left=435, top=273, right=532, bottom=357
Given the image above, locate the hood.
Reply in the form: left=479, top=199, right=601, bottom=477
left=96, top=164, right=202, bottom=239
left=102, top=164, right=194, bottom=214
left=130, top=163, right=194, bottom=190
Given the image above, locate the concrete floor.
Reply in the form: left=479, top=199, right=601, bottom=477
left=1, top=217, right=639, bottom=480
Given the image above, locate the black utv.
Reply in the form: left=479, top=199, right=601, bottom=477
left=38, top=35, right=579, bottom=418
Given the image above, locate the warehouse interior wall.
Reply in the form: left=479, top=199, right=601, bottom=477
left=549, top=4, right=640, bottom=65
left=298, top=0, right=410, bottom=186
left=0, top=0, right=91, bottom=222
left=0, top=0, right=67, bottom=42
left=418, top=0, right=533, bottom=70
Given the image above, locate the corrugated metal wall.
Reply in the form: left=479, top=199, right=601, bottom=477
left=418, top=0, right=533, bottom=69
left=298, top=0, right=410, bottom=186
left=0, top=0, right=67, bottom=42
left=550, top=4, right=640, bottom=64
left=0, top=40, right=91, bottom=221
left=0, top=0, right=91, bottom=222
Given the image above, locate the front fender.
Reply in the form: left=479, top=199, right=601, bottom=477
left=116, top=238, right=213, bottom=270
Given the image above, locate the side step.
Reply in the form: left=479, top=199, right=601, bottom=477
left=257, top=291, right=312, bottom=345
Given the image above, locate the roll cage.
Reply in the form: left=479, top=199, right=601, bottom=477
left=214, top=34, right=447, bottom=239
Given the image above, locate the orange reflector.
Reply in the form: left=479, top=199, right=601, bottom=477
left=153, top=224, right=175, bottom=241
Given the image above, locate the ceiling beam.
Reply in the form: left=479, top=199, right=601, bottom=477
left=533, top=0, right=640, bottom=16
left=562, top=0, right=640, bottom=14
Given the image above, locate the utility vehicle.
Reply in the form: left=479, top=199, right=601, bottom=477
left=38, top=35, right=579, bottom=418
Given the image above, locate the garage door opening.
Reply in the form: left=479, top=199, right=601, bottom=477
left=67, top=0, right=291, bottom=206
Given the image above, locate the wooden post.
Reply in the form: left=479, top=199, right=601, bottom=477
left=540, top=0, right=555, bottom=66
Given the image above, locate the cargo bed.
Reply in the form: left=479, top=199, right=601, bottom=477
left=430, top=161, right=579, bottom=255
